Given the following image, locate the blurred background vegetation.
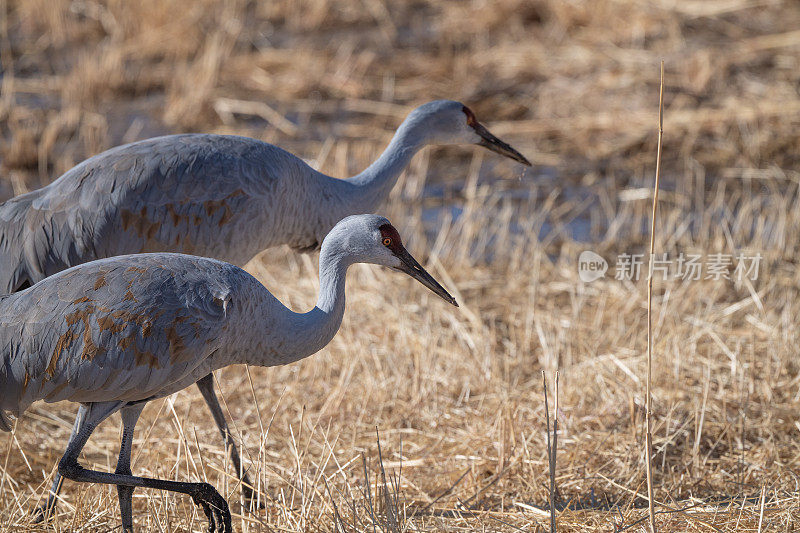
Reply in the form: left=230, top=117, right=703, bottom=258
left=2, top=0, right=798, bottom=195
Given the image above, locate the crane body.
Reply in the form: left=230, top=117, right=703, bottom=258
left=1, top=134, right=364, bottom=292
left=1, top=251, right=345, bottom=420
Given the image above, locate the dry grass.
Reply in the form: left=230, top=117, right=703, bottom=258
left=2, top=0, right=800, bottom=531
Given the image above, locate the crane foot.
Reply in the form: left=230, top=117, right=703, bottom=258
left=191, top=482, right=232, bottom=533
left=30, top=503, right=55, bottom=524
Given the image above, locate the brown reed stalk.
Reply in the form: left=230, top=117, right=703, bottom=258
left=0, top=421, right=14, bottom=502
left=542, top=370, right=559, bottom=533
left=551, top=371, right=559, bottom=532
left=645, top=60, right=665, bottom=533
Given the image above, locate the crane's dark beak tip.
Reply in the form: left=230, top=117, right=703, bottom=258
left=436, top=288, right=457, bottom=307
left=475, top=124, right=531, bottom=167
left=395, top=248, right=460, bottom=308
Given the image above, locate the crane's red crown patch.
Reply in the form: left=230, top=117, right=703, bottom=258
left=462, top=105, right=478, bottom=128
left=378, top=223, right=403, bottom=253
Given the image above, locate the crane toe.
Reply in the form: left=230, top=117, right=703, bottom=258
left=196, top=499, right=214, bottom=532
left=30, top=504, right=49, bottom=524
left=191, top=482, right=232, bottom=533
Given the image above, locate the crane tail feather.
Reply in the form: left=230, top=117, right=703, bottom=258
left=0, top=410, right=12, bottom=432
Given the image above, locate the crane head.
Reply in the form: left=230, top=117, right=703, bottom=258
left=324, top=215, right=458, bottom=307
left=407, top=100, right=531, bottom=166
left=378, top=223, right=458, bottom=307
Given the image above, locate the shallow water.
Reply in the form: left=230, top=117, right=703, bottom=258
left=419, top=166, right=596, bottom=246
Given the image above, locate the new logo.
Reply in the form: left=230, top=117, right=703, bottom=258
left=578, top=251, right=607, bottom=282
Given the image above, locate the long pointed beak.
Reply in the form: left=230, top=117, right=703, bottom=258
left=473, top=122, right=531, bottom=166
left=393, top=247, right=458, bottom=307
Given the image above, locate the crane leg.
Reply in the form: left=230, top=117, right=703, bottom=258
left=116, top=404, right=145, bottom=533
left=32, top=406, right=85, bottom=522
left=196, top=373, right=262, bottom=509
left=58, top=400, right=232, bottom=533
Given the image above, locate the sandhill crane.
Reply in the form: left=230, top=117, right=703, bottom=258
left=0, top=99, right=526, bottom=516
left=0, top=100, right=528, bottom=294
left=0, top=214, right=457, bottom=533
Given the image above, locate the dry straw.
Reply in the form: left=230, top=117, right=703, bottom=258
left=645, top=60, right=665, bottom=533
left=1, top=1, right=800, bottom=531
left=542, top=370, right=559, bottom=533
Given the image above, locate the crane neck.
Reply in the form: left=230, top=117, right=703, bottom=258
left=345, top=116, right=428, bottom=212
left=255, top=245, right=352, bottom=366
left=314, top=245, right=350, bottom=318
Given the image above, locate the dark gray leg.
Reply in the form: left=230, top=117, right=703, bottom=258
left=37, top=373, right=260, bottom=522
left=57, top=401, right=232, bottom=533
left=116, top=404, right=144, bottom=533
left=32, top=407, right=84, bottom=522
left=196, top=373, right=260, bottom=508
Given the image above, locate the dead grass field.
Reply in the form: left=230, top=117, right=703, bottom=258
left=2, top=0, right=800, bottom=531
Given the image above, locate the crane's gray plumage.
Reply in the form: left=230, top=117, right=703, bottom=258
left=0, top=100, right=529, bottom=294
left=0, top=215, right=456, bottom=532
left=1, top=253, right=247, bottom=423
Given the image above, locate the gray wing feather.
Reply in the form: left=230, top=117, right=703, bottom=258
left=0, top=254, right=243, bottom=420
left=40, top=135, right=272, bottom=255
left=0, top=193, right=35, bottom=293
left=0, top=134, right=312, bottom=297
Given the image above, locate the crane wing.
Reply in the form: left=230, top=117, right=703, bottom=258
left=0, top=254, right=243, bottom=418
left=0, top=192, right=38, bottom=292
left=0, top=134, right=308, bottom=290
left=38, top=135, right=287, bottom=258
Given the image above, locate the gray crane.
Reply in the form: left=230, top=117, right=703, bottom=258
left=0, top=214, right=457, bottom=533
left=0, top=99, right=527, bottom=515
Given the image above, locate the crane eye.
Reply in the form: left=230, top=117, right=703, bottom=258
left=382, top=237, right=392, bottom=246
